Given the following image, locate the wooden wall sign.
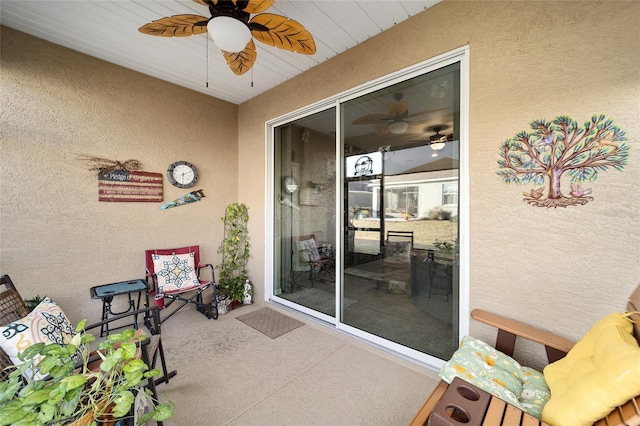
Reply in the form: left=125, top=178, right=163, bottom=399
left=300, top=188, right=321, bottom=206
left=98, top=170, right=163, bottom=202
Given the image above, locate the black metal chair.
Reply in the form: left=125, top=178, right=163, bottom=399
left=386, top=230, right=414, bottom=248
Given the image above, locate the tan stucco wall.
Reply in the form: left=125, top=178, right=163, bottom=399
left=239, top=0, right=640, bottom=361
left=1, top=0, right=639, bottom=366
left=1, top=26, right=238, bottom=323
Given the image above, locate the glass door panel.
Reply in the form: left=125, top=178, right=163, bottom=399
left=341, top=63, right=461, bottom=360
left=269, top=56, right=464, bottom=363
left=273, top=108, right=337, bottom=317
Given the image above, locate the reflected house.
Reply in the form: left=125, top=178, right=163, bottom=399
left=347, top=143, right=459, bottom=252
left=370, top=170, right=458, bottom=222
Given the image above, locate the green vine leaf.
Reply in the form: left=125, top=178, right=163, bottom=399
left=217, top=203, right=250, bottom=302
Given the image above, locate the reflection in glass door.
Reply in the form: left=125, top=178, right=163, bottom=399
left=269, top=52, right=466, bottom=365
left=273, top=108, right=338, bottom=317
left=341, top=63, right=461, bottom=361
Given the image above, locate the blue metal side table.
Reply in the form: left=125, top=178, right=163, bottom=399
left=90, top=279, right=149, bottom=336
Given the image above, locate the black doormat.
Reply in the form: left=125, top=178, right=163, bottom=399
left=236, top=307, right=304, bottom=339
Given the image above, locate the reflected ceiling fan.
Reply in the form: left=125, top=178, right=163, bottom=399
left=351, top=93, right=446, bottom=136
left=139, top=0, right=316, bottom=76
left=411, top=125, right=454, bottom=150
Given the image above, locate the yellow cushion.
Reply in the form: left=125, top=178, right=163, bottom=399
left=542, top=312, right=640, bottom=426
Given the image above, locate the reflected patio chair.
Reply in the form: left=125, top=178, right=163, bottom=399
left=384, top=231, right=413, bottom=266
left=293, top=234, right=335, bottom=286
left=428, top=261, right=452, bottom=301
left=386, top=230, right=414, bottom=248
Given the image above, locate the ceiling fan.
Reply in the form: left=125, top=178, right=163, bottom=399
left=138, top=0, right=316, bottom=76
left=410, top=125, right=454, bottom=150
left=351, top=93, right=446, bottom=136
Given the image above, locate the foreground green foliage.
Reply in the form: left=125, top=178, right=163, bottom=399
left=0, top=320, right=174, bottom=425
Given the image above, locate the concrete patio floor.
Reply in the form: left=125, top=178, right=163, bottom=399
left=157, top=302, right=440, bottom=425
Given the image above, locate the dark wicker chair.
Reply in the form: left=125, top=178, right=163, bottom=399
left=0, top=274, right=29, bottom=382
left=0, top=274, right=176, bottom=393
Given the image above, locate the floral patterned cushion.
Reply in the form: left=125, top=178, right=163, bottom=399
left=298, top=238, right=321, bottom=262
left=0, top=298, right=80, bottom=380
left=152, top=252, right=200, bottom=293
left=439, top=335, right=550, bottom=419
left=384, top=241, right=411, bottom=261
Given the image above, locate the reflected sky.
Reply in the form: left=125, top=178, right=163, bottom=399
left=384, top=141, right=458, bottom=175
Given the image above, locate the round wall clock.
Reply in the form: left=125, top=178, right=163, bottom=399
left=284, top=176, right=298, bottom=194
left=167, top=161, right=198, bottom=188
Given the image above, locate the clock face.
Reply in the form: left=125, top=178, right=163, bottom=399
left=284, top=176, right=298, bottom=194
left=167, top=161, right=198, bottom=188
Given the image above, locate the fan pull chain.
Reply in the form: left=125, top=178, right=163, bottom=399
left=206, top=36, right=209, bottom=88
left=251, top=68, right=254, bottom=88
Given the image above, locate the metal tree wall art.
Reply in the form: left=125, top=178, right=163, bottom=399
left=497, top=115, right=630, bottom=208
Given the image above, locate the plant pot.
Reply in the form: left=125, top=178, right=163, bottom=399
left=68, top=399, right=116, bottom=426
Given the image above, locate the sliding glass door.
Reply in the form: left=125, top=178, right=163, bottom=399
left=273, top=108, right=338, bottom=317
left=270, top=49, right=467, bottom=365
left=341, top=62, right=460, bottom=360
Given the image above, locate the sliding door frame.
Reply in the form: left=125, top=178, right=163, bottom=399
left=265, top=46, right=469, bottom=368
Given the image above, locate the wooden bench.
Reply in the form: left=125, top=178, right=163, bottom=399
left=409, top=283, right=640, bottom=426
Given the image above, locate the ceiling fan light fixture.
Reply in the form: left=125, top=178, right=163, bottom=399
left=428, top=126, right=449, bottom=150
left=207, top=16, right=251, bottom=52
left=388, top=121, right=409, bottom=134
left=430, top=142, right=446, bottom=151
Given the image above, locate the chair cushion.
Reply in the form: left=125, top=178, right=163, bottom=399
left=439, top=335, right=550, bottom=419
left=298, top=238, right=321, bottom=262
left=542, top=312, right=640, bottom=426
left=152, top=252, right=200, bottom=293
left=384, top=241, right=411, bottom=262
left=0, top=297, right=79, bottom=380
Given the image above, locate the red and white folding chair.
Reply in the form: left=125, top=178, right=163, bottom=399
left=145, top=245, right=218, bottom=323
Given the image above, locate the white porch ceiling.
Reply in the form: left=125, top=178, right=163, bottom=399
left=1, top=0, right=442, bottom=105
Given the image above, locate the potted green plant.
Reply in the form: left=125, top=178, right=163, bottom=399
left=217, top=203, right=250, bottom=305
left=433, top=238, right=458, bottom=262
left=0, top=320, right=173, bottom=425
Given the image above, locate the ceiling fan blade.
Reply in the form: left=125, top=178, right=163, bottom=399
left=386, top=101, right=409, bottom=118
left=406, top=119, right=431, bottom=128
left=249, top=13, right=316, bottom=54
left=374, top=123, right=391, bottom=136
left=138, top=15, right=208, bottom=37
left=223, top=39, right=257, bottom=75
left=405, top=107, right=448, bottom=118
left=352, top=114, right=393, bottom=125
left=243, top=0, right=275, bottom=14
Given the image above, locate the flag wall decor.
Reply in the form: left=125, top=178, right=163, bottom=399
left=98, top=170, right=163, bottom=202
